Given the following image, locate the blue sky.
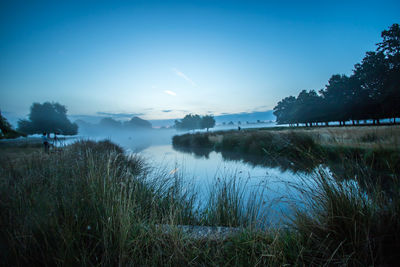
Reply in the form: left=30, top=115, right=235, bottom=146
left=1, top=0, right=399, bottom=122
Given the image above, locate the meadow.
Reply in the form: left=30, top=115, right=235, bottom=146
left=1, top=131, right=399, bottom=265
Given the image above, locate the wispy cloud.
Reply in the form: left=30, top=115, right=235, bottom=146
left=172, top=68, right=197, bottom=87
left=96, top=112, right=145, bottom=118
left=164, top=90, right=177, bottom=96
left=162, top=110, right=173, bottom=113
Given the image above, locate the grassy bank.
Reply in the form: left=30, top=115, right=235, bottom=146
left=1, top=139, right=399, bottom=265
left=172, top=126, right=400, bottom=175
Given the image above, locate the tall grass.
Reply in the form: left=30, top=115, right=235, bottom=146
left=0, top=140, right=198, bottom=265
left=202, top=175, right=268, bottom=228
left=289, top=169, right=400, bottom=266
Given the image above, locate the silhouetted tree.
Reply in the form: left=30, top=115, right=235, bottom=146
left=0, top=111, right=25, bottom=139
left=319, top=74, right=352, bottom=125
left=273, top=23, right=400, bottom=126
left=201, top=115, right=215, bottom=131
left=273, top=96, right=297, bottom=125
left=175, top=114, right=216, bottom=131
left=17, top=102, right=78, bottom=135
left=295, top=90, right=323, bottom=126
left=99, top=117, right=122, bottom=128
left=124, top=116, right=152, bottom=129
left=353, top=51, right=388, bottom=124
left=377, top=23, right=400, bottom=121
left=174, top=114, right=202, bottom=131
left=378, top=23, right=400, bottom=69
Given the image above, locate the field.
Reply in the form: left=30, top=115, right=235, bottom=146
left=1, top=132, right=400, bottom=265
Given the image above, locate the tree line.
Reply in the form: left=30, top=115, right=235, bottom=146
left=273, top=24, right=400, bottom=126
left=97, top=116, right=152, bottom=129
left=174, top=114, right=216, bottom=131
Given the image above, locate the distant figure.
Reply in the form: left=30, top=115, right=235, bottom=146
left=53, top=132, right=58, bottom=147
left=42, top=132, right=49, bottom=153
left=238, top=126, right=241, bottom=131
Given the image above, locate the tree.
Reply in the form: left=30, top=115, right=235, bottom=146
left=201, top=115, right=215, bottom=131
left=0, top=111, right=13, bottom=135
left=17, top=102, right=78, bottom=135
left=174, top=114, right=202, bottom=131
left=174, top=114, right=216, bottom=131
left=377, top=23, right=400, bottom=121
left=319, top=74, right=352, bottom=125
left=352, top=51, right=389, bottom=123
left=295, top=90, right=323, bottom=126
left=99, top=117, right=122, bottom=128
left=378, top=23, right=400, bottom=69
left=124, top=116, right=152, bottom=129
left=0, top=111, right=25, bottom=139
left=273, top=96, right=297, bottom=125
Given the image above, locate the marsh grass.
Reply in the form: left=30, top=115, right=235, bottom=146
left=173, top=126, right=400, bottom=175
left=289, top=168, right=400, bottom=266
left=1, top=139, right=399, bottom=265
left=0, top=140, right=198, bottom=265
left=202, top=175, right=269, bottom=228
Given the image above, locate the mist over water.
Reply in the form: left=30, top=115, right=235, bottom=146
left=75, top=122, right=311, bottom=224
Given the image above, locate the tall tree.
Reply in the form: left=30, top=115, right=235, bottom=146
left=377, top=23, right=400, bottom=121
left=295, top=90, right=322, bottom=126
left=319, top=74, right=352, bottom=125
left=17, top=102, right=78, bottom=135
left=273, top=96, right=297, bottom=125
left=378, top=23, right=400, bottom=69
left=352, top=51, right=388, bottom=123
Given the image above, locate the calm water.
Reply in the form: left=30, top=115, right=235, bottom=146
left=91, top=125, right=317, bottom=224
left=12, top=124, right=317, bottom=223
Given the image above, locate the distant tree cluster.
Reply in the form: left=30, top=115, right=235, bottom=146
left=274, top=24, right=400, bottom=126
left=17, top=102, right=78, bottom=135
left=174, top=114, right=216, bottom=131
left=98, top=116, right=152, bottom=129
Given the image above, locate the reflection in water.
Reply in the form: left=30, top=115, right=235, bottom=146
left=136, top=144, right=316, bottom=224
left=172, top=144, right=316, bottom=174
left=172, top=142, right=399, bottom=202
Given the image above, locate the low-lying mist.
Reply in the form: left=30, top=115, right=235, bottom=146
left=76, top=124, right=176, bottom=153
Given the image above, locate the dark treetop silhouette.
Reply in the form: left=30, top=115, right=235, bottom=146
left=174, top=114, right=216, bottom=131
left=17, top=102, right=78, bottom=135
left=274, top=24, right=400, bottom=126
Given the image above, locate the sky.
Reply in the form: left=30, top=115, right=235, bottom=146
left=1, top=0, right=399, bottom=123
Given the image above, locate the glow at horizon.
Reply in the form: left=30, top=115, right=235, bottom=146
left=0, top=0, right=399, bottom=120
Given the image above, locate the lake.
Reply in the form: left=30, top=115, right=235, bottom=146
left=80, top=124, right=318, bottom=225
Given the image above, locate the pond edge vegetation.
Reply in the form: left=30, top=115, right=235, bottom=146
left=1, top=139, right=399, bottom=265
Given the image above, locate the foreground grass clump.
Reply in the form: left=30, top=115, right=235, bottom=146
left=1, top=139, right=399, bottom=266
left=0, top=140, right=198, bottom=265
left=291, top=171, right=400, bottom=266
